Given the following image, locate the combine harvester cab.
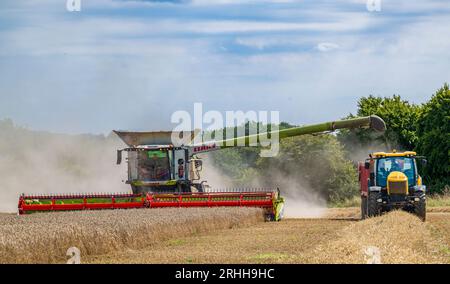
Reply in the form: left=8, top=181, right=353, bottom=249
left=19, top=115, right=385, bottom=221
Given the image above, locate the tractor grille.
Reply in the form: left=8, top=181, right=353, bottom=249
left=388, top=180, right=408, bottom=195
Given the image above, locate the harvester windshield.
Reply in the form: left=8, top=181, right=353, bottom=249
left=376, top=157, right=415, bottom=187
left=137, top=150, right=171, bottom=181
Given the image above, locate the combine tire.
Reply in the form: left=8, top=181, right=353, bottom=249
left=265, top=214, right=275, bottom=222
left=192, top=183, right=204, bottom=193
left=367, top=192, right=381, bottom=217
left=177, top=183, right=191, bottom=193
left=414, top=197, right=426, bottom=222
left=361, top=196, right=368, bottom=220
left=131, top=185, right=144, bottom=194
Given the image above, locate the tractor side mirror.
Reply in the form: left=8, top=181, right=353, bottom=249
left=421, top=159, right=427, bottom=166
left=364, top=161, right=370, bottom=169
left=117, top=150, right=122, bottom=165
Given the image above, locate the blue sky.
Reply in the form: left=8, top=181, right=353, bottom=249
left=0, top=0, right=449, bottom=134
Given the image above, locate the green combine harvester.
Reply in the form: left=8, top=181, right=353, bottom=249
left=19, top=115, right=385, bottom=221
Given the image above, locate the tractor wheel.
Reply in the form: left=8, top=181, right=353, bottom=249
left=414, top=197, right=426, bottom=222
left=367, top=192, right=381, bottom=217
left=361, top=196, right=368, bottom=220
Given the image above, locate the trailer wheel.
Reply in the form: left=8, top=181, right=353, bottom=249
left=361, top=196, right=368, bottom=220
left=367, top=192, right=381, bottom=217
left=414, top=197, right=426, bottom=222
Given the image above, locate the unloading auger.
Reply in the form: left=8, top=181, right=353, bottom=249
left=18, top=115, right=385, bottom=221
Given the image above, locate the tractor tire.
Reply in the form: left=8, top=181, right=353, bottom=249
left=361, top=196, right=368, bottom=220
left=414, top=197, right=426, bottom=222
left=367, top=192, right=381, bottom=217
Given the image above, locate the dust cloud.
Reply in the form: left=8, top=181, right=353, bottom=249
left=341, top=130, right=399, bottom=164
left=196, top=155, right=235, bottom=190
left=0, top=121, right=129, bottom=213
left=255, top=171, right=327, bottom=218
left=200, top=153, right=327, bottom=218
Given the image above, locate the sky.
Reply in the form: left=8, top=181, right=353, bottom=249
left=0, top=0, right=449, bottom=134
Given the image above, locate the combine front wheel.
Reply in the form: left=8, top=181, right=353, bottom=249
left=131, top=185, right=144, bottom=194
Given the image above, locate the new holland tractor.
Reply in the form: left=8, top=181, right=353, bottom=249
left=359, top=151, right=428, bottom=221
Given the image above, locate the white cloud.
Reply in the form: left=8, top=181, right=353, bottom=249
left=316, top=42, right=339, bottom=52
left=179, top=15, right=371, bottom=34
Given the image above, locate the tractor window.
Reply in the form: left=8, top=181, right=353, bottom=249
left=376, top=157, right=415, bottom=187
left=137, top=150, right=170, bottom=181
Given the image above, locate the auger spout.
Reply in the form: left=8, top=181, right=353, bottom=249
left=279, top=114, right=386, bottom=138
left=190, top=115, right=386, bottom=149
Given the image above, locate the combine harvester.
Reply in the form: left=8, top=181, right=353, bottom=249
left=18, top=115, right=385, bottom=221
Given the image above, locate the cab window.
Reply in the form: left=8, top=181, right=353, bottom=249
left=137, top=150, right=170, bottom=181
left=376, top=157, right=415, bottom=187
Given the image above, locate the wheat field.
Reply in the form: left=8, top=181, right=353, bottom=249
left=308, top=211, right=448, bottom=263
left=0, top=207, right=264, bottom=263
left=85, top=210, right=450, bottom=264
left=1, top=208, right=449, bottom=264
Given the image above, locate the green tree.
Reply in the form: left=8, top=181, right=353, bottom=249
left=416, top=84, right=450, bottom=193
